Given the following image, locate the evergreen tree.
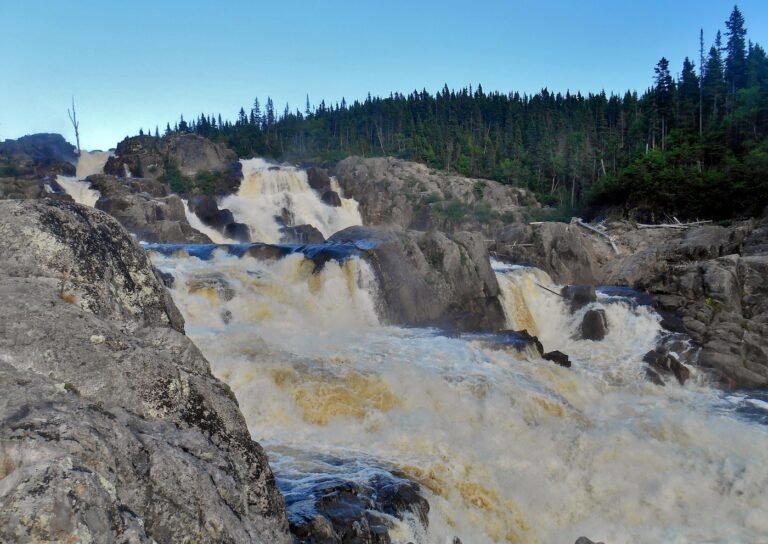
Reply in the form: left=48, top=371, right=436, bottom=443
left=679, top=57, right=700, bottom=130
left=725, top=5, right=748, bottom=95
left=703, top=34, right=726, bottom=124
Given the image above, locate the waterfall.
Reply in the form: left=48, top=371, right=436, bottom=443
left=56, top=150, right=111, bottom=207
left=150, top=247, right=768, bottom=543
left=218, top=158, right=363, bottom=243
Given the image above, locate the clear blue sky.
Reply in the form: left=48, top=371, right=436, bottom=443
left=2, top=1, right=767, bottom=150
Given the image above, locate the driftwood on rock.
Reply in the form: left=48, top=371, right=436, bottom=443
left=637, top=218, right=712, bottom=230
left=571, top=217, right=618, bottom=253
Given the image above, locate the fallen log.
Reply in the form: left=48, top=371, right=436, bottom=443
left=636, top=220, right=712, bottom=229
left=571, top=218, right=618, bottom=253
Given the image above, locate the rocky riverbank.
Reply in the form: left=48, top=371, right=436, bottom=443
left=0, top=200, right=290, bottom=542
left=493, top=217, right=768, bottom=388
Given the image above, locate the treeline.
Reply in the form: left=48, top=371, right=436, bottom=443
left=157, top=5, right=768, bottom=220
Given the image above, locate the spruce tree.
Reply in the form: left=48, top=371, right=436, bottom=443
left=725, top=5, right=748, bottom=95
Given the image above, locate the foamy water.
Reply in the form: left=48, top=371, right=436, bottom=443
left=219, top=159, right=363, bottom=243
left=56, top=150, right=111, bottom=207
left=149, top=248, right=768, bottom=544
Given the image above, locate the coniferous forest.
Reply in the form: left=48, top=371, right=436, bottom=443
left=161, top=6, right=768, bottom=221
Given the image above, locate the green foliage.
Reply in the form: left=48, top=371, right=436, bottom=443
left=474, top=201, right=494, bottom=223
left=0, top=163, right=19, bottom=177
left=422, top=192, right=442, bottom=205
left=158, top=161, right=193, bottom=194
left=437, top=199, right=467, bottom=222
left=159, top=5, right=768, bottom=221
left=472, top=180, right=486, bottom=199
left=194, top=170, right=219, bottom=195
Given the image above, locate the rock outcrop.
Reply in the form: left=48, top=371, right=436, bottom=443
left=503, top=217, right=768, bottom=387
left=104, top=133, right=241, bottom=194
left=84, top=174, right=212, bottom=243
left=0, top=133, right=77, bottom=178
left=492, top=222, right=610, bottom=284
left=330, top=226, right=505, bottom=331
left=0, top=199, right=289, bottom=543
left=334, top=157, right=536, bottom=236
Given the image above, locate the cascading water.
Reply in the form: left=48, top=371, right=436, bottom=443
left=219, top=158, right=363, bottom=243
left=150, top=245, right=768, bottom=543
left=56, top=150, right=111, bottom=206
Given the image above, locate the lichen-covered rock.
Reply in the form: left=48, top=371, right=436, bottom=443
left=330, top=225, right=505, bottom=331
left=0, top=199, right=290, bottom=542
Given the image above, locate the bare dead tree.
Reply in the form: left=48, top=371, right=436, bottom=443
left=67, top=97, right=81, bottom=156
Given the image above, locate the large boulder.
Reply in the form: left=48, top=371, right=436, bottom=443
left=188, top=194, right=250, bottom=242
left=0, top=200, right=290, bottom=542
left=104, top=134, right=241, bottom=194
left=84, top=174, right=212, bottom=243
left=334, top=156, right=536, bottom=236
left=493, top=222, right=608, bottom=284
left=580, top=308, right=608, bottom=341
left=330, top=226, right=505, bottom=331
left=96, top=191, right=212, bottom=243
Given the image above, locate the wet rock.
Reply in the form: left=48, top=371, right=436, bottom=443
left=321, top=189, right=342, bottom=207
left=644, top=367, right=666, bottom=386
left=188, top=275, right=236, bottom=302
left=495, top=329, right=544, bottom=355
left=186, top=195, right=251, bottom=242
left=307, top=166, right=332, bottom=192
left=0, top=199, right=290, bottom=542
left=581, top=309, right=608, bottom=341
left=286, top=472, right=427, bottom=544
left=575, top=538, right=605, bottom=544
left=643, top=348, right=691, bottom=385
left=225, top=221, right=252, bottom=242
left=543, top=350, right=571, bottom=367
left=281, top=224, right=326, bottom=244
left=244, top=244, right=292, bottom=261
left=561, top=284, right=597, bottom=311
left=330, top=226, right=505, bottom=332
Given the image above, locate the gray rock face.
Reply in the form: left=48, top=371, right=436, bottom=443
left=85, top=174, right=212, bottom=243
left=1, top=177, right=74, bottom=201
left=104, top=134, right=239, bottom=188
left=0, top=200, right=290, bottom=543
left=334, top=156, right=536, bottom=236
left=601, top=221, right=768, bottom=388
left=97, top=192, right=212, bottom=243
left=493, top=222, right=608, bottom=284
left=330, top=226, right=505, bottom=331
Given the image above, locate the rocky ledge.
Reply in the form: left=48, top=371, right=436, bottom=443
left=331, top=225, right=506, bottom=331
left=334, top=156, right=537, bottom=236
left=494, top=217, right=768, bottom=388
left=0, top=200, right=289, bottom=542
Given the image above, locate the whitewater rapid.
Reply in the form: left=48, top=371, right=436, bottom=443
left=219, top=158, right=363, bottom=243
left=150, top=247, right=768, bottom=544
left=55, top=150, right=111, bottom=207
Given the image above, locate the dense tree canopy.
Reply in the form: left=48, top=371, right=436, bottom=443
left=155, top=5, right=767, bottom=221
